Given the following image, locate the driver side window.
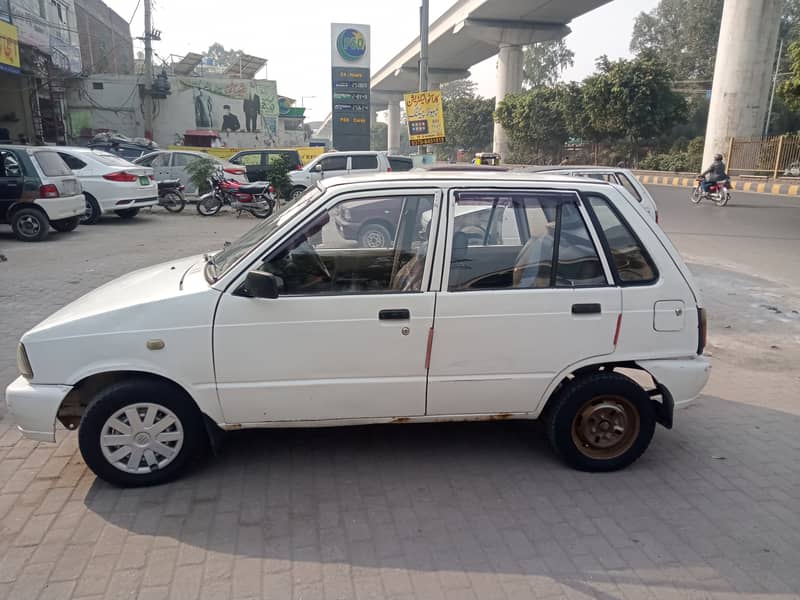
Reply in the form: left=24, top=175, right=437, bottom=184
left=260, top=194, right=434, bottom=295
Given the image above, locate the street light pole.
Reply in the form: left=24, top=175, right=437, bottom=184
left=143, top=0, right=154, bottom=140
left=419, top=0, right=429, bottom=157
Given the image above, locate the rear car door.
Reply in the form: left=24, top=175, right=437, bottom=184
left=426, top=188, right=622, bottom=416
left=318, top=155, right=349, bottom=181
left=0, top=150, right=24, bottom=222
left=171, top=153, right=200, bottom=193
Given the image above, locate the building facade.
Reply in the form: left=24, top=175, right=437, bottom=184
left=74, top=0, right=133, bottom=75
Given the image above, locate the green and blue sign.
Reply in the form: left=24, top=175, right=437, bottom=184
left=336, top=28, right=367, bottom=62
left=331, top=24, right=370, bottom=150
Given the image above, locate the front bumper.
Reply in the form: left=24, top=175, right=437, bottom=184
left=5, top=376, right=71, bottom=442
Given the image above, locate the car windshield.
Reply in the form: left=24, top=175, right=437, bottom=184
left=205, top=185, right=324, bottom=282
left=91, top=151, right=135, bottom=167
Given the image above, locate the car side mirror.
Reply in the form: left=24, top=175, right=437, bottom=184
left=239, top=270, right=281, bottom=299
left=313, top=163, right=323, bottom=173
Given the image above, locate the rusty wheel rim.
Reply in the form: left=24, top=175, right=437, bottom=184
left=571, top=395, right=640, bottom=460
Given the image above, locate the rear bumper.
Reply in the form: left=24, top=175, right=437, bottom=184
left=637, top=356, right=711, bottom=407
left=112, top=195, right=158, bottom=209
left=37, top=194, right=85, bottom=221
left=5, top=376, right=71, bottom=443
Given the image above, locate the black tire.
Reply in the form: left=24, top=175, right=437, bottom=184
left=690, top=187, right=702, bottom=204
left=115, top=207, right=140, bottom=219
left=161, top=191, right=186, bottom=213
left=81, top=193, right=102, bottom=224
left=358, top=222, right=393, bottom=248
left=11, top=207, right=49, bottom=242
left=50, top=216, right=80, bottom=232
left=713, top=190, right=730, bottom=207
left=197, top=194, right=222, bottom=216
left=545, top=372, right=656, bottom=472
left=290, top=186, right=306, bottom=201
left=78, top=378, right=207, bottom=487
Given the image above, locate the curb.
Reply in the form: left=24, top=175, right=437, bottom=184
left=635, top=173, right=800, bottom=197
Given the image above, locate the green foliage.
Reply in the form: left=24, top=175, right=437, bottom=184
left=640, top=136, right=705, bottom=172
left=441, top=96, right=495, bottom=160
left=522, top=40, right=575, bottom=88
left=184, top=156, right=217, bottom=194
left=581, top=53, right=688, bottom=158
left=779, top=40, right=800, bottom=112
left=205, top=43, right=244, bottom=71
left=440, top=79, right=478, bottom=102
left=268, top=156, right=291, bottom=199
left=495, top=87, right=570, bottom=163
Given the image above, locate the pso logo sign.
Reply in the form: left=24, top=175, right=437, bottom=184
left=336, top=28, right=367, bottom=61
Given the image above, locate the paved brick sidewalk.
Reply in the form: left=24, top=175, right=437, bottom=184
left=1, top=211, right=799, bottom=599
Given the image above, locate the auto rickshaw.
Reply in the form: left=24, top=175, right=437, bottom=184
left=472, top=152, right=501, bottom=166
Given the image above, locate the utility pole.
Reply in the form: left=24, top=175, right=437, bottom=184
left=143, top=0, right=154, bottom=140
left=418, top=0, right=429, bottom=157
left=765, top=37, right=783, bottom=138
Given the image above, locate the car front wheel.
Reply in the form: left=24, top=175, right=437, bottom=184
left=545, top=372, right=655, bottom=472
left=78, top=378, right=206, bottom=487
left=290, top=186, right=306, bottom=201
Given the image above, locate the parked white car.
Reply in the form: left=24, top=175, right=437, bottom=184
left=536, top=167, right=660, bottom=223
left=6, top=171, right=709, bottom=487
left=288, top=151, right=391, bottom=200
left=56, top=148, right=158, bottom=224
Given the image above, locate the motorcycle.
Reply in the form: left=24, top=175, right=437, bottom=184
left=197, top=169, right=277, bottom=218
left=691, top=176, right=731, bottom=207
left=156, top=179, right=186, bottom=213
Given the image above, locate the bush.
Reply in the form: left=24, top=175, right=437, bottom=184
left=268, top=156, right=291, bottom=199
left=184, top=156, right=218, bottom=194
left=639, top=136, right=704, bottom=172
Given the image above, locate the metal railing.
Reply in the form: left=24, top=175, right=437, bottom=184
left=729, top=135, right=800, bottom=177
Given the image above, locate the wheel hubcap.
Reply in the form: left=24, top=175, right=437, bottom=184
left=364, top=231, right=385, bottom=248
left=571, top=395, right=639, bottom=460
left=18, top=215, right=41, bottom=236
left=100, top=403, right=184, bottom=474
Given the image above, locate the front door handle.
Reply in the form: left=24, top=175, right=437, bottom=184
left=379, top=309, right=410, bottom=320
left=572, top=303, right=601, bottom=315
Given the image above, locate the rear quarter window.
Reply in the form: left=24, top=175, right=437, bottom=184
left=389, top=157, right=413, bottom=171
left=587, top=195, right=657, bottom=285
left=34, top=151, right=72, bottom=177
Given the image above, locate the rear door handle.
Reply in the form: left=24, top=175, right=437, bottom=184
left=379, top=309, right=410, bottom=320
left=572, top=303, right=601, bottom=315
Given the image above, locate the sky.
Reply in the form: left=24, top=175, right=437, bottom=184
left=104, top=0, right=660, bottom=123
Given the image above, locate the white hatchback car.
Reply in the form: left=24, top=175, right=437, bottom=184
left=6, top=172, right=710, bottom=487
left=56, top=148, right=158, bottom=224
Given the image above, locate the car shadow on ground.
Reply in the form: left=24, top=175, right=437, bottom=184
left=80, top=397, right=800, bottom=597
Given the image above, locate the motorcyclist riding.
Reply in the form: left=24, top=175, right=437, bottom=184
left=699, top=153, right=728, bottom=193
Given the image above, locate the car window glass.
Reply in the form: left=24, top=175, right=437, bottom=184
left=615, top=172, right=643, bottom=201
left=260, top=194, right=434, bottom=295
left=172, top=153, right=198, bottom=167
left=1, top=151, right=22, bottom=177
left=235, top=153, right=261, bottom=166
left=58, top=153, right=87, bottom=170
left=588, top=195, right=657, bottom=284
left=389, top=157, right=413, bottom=171
left=448, top=192, right=601, bottom=291
left=34, top=151, right=71, bottom=176
left=320, top=156, right=348, bottom=171
left=351, top=155, right=378, bottom=170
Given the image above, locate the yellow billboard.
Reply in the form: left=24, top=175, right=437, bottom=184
left=404, top=90, right=446, bottom=146
left=0, top=21, right=21, bottom=74
left=167, top=145, right=326, bottom=165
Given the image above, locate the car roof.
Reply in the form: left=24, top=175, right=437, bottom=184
left=317, top=170, right=613, bottom=190
left=535, top=166, right=631, bottom=174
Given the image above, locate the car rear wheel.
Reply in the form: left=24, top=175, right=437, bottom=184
left=115, top=207, right=140, bottom=219
left=81, top=193, right=102, bottom=224
left=545, top=372, right=655, bottom=472
left=50, top=216, right=80, bottom=232
left=78, top=378, right=206, bottom=487
left=11, top=207, right=49, bottom=242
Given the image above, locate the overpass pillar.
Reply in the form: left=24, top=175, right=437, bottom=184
left=387, top=100, right=401, bottom=154
left=493, top=43, right=524, bottom=158
left=703, top=0, right=781, bottom=169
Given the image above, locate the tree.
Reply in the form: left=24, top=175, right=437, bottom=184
left=205, top=43, right=244, bottom=70
left=522, top=40, right=574, bottom=88
left=495, top=87, right=570, bottom=163
left=440, top=79, right=478, bottom=102
left=441, top=96, right=495, bottom=160
left=581, top=53, right=688, bottom=160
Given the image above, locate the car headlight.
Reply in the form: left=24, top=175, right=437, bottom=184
left=17, top=343, right=33, bottom=379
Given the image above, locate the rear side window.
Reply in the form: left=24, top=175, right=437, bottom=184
left=58, top=153, right=87, bottom=170
left=615, top=172, right=642, bottom=202
left=34, top=151, right=71, bottom=176
left=351, top=155, right=378, bottom=170
left=389, top=157, right=413, bottom=171
left=587, top=195, right=657, bottom=284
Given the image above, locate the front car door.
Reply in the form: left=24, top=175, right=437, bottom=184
left=317, top=155, right=349, bottom=181
left=426, top=188, right=622, bottom=416
left=231, top=152, right=265, bottom=182
left=0, top=150, right=24, bottom=222
left=213, top=188, right=442, bottom=424
left=171, top=153, right=200, bottom=193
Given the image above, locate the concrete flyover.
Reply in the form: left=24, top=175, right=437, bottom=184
left=370, top=0, right=612, bottom=157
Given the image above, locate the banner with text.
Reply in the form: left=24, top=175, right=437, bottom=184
left=405, top=90, right=446, bottom=146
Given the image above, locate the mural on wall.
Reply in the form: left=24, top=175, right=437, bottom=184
left=178, top=78, right=278, bottom=141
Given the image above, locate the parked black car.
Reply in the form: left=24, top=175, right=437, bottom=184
left=228, top=149, right=303, bottom=182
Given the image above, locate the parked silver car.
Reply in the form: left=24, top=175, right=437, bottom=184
left=134, top=150, right=247, bottom=194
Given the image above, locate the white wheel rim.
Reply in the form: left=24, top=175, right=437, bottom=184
left=363, top=230, right=386, bottom=248
left=100, top=403, right=184, bottom=474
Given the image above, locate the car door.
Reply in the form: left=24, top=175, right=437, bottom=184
left=230, top=152, right=265, bottom=182
left=171, top=152, right=200, bottom=193
left=426, top=188, right=622, bottom=416
left=0, top=150, right=24, bottom=222
left=350, top=154, right=380, bottom=175
left=137, top=152, right=171, bottom=181
left=213, top=188, right=442, bottom=424
left=317, top=154, right=349, bottom=181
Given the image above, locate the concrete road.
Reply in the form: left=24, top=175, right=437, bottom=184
left=0, top=200, right=799, bottom=599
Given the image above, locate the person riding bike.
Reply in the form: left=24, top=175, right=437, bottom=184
left=699, top=153, right=728, bottom=193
